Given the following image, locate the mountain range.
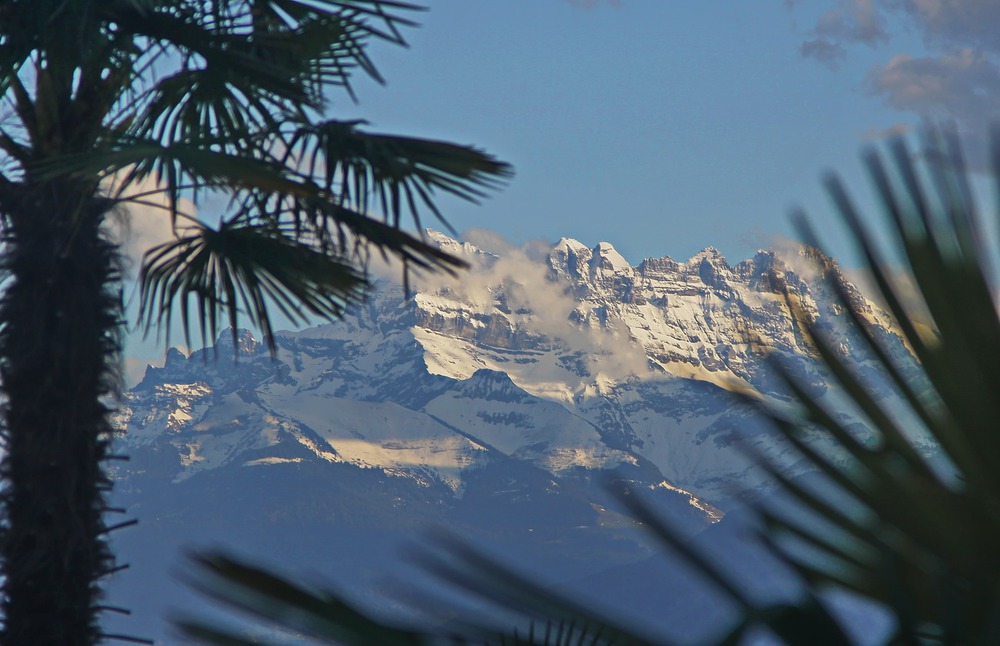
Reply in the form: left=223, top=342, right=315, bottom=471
left=106, top=231, right=911, bottom=643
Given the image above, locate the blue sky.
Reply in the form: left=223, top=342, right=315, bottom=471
left=122, top=0, right=1000, bottom=381
left=330, top=1, right=937, bottom=264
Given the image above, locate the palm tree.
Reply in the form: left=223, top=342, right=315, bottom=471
left=0, top=1, right=510, bottom=643
left=179, top=130, right=1000, bottom=645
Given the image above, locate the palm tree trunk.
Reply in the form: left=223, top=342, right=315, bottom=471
left=0, top=188, right=122, bottom=645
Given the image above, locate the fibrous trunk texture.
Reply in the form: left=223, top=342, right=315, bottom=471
left=0, top=187, right=122, bottom=645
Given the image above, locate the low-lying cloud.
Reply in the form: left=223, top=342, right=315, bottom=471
left=792, top=0, right=1000, bottom=163
left=377, top=229, right=653, bottom=383
left=102, top=171, right=196, bottom=279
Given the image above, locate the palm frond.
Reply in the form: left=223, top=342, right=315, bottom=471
left=180, top=549, right=660, bottom=646
left=34, top=136, right=301, bottom=227
left=740, top=128, right=1000, bottom=641
left=0, top=0, right=510, bottom=641
left=46, top=133, right=490, bottom=273
left=611, top=484, right=854, bottom=646
left=176, top=553, right=428, bottom=646
left=138, top=219, right=367, bottom=354
left=115, top=0, right=421, bottom=106
left=121, top=10, right=339, bottom=109
left=134, top=66, right=295, bottom=145
left=407, top=535, right=662, bottom=646
left=287, top=119, right=514, bottom=231
left=237, top=191, right=470, bottom=273
left=51, top=133, right=480, bottom=349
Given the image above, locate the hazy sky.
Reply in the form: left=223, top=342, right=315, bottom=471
left=122, top=0, right=1000, bottom=381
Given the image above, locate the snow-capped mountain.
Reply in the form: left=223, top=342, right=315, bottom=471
left=117, top=230, right=907, bottom=506
left=107, top=231, right=911, bottom=642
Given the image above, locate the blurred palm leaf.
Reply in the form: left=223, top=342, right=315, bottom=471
left=177, top=551, right=657, bottom=646
left=178, top=553, right=428, bottom=646
left=738, top=129, right=1000, bottom=644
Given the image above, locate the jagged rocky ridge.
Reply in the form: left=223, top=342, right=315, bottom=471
left=116, top=231, right=912, bottom=505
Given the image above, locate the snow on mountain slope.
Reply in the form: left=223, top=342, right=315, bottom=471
left=423, top=369, right=634, bottom=474
left=261, top=392, right=489, bottom=491
left=367, top=232, right=907, bottom=500
left=117, top=230, right=911, bottom=510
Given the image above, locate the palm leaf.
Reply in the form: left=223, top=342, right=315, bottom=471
left=36, top=136, right=306, bottom=225
left=739, top=128, right=1000, bottom=641
left=114, top=0, right=420, bottom=105
left=45, top=136, right=488, bottom=265
left=138, top=219, right=367, bottom=353
left=406, top=535, right=663, bottom=646
left=287, top=119, right=514, bottom=231
left=56, top=132, right=482, bottom=350
left=0, top=0, right=511, bottom=641
left=179, top=549, right=660, bottom=646
left=121, top=9, right=348, bottom=109
left=176, top=553, right=429, bottom=646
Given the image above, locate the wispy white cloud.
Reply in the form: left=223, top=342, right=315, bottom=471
left=824, top=0, right=887, bottom=44
left=896, top=0, right=1000, bottom=52
left=870, top=48, right=1000, bottom=122
left=868, top=47, right=1000, bottom=164
left=104, top=172, right=200, bottom=385
left=792, top=0, right=1000, bottom=164
left=801, top=37, right=848, bottom=69
left=376, top=229, right=652, bottom=381
left=800, top=0, right=889, bottom=68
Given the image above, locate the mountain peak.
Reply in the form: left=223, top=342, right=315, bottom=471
left=424, top=229, right=478, bottom=256
left=456, top=369, right=533, bottom=402
left=590, top=241, right=632, bottom=274
left=554, top=237, right=590, bottom=254
left=423, top=228, right=457, bottom=246
left=164, top=346, right=187, bottom=367
left=687, top=247, right=727, bottom=264
left=549, top=238, right=593, bottom=281
left=212, top=328, right=261, bottom=356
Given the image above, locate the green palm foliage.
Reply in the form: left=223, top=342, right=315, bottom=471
left=0, top=1, right=509, bottom=643
left=746, top=129, right=1000, bottom=643
left=180, top=130, right=1000, bottom=646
